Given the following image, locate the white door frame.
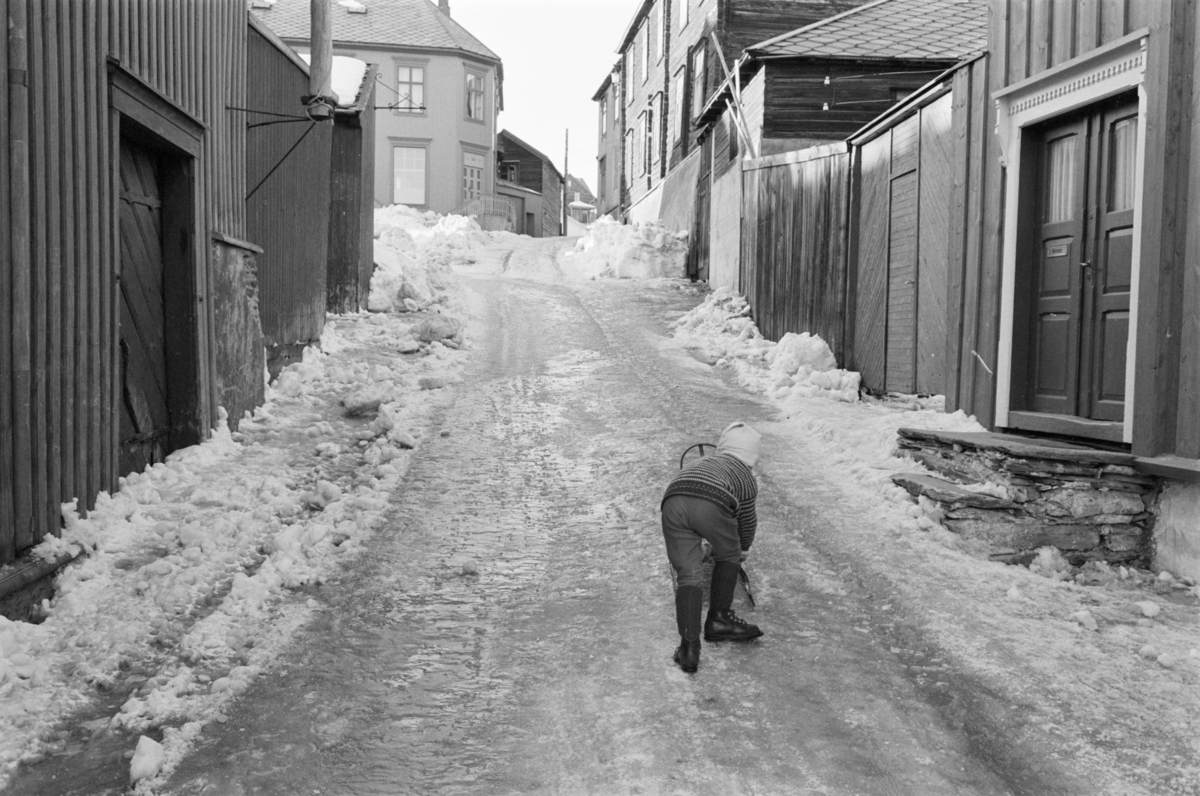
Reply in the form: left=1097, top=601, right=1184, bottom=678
left=992, top=30, right=1149, bottom=443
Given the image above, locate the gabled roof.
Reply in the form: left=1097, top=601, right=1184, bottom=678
left=498, top=129, right=563, bottom=182
left=251, top=0, right=500, bottom=63
left=748, top=0, right=987, bottom=61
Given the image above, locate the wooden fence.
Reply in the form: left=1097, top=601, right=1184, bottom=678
left=740, top=143, right=850, bottom=363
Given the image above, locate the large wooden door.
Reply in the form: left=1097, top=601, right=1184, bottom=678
left=118, top=140, right=171, bottom=474
left=1021, top=96, right=1137, bottom=426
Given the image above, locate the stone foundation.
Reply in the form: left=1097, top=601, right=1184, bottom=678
left=893, top=429, right=1157, bottom=567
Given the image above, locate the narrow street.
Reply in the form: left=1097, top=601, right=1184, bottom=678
left=108, top=252, right=1093, bottom=794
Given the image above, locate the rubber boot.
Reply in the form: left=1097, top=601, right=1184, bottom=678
left=673, top=585, right=703, bottom=673
left=704, top=561, right=763, bottom=642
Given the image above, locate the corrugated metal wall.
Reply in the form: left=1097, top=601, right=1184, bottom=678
left=740, top=143, right=849, bottom=362
left=1, top=0, right=250, bottom=566
left=245, top=24, right=331, bottom=347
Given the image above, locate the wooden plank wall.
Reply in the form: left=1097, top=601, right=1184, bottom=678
left=0, top=0, right=249, bottom=566
left=327, top=71, right=377, bottom=315
left=739, top=145, right=850, bottom=362
left=986, top=0, right=1197, bottom=455
left=245, top=24, right=332, bottom=348
left=916, top=94, right=954, bottom=394
left=851, top=136, right=889, bottom=390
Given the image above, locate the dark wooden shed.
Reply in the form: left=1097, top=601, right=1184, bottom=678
left=847, top=64, right=964, bottom=396
left=246, top=17, right=332, bottom=375
left=0, top=0, right=264, bottom=569
left=497, top=129, right=563, bottom=238
left=327, top=64, right=378, bottom=316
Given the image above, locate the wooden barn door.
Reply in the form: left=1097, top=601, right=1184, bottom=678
left=688, top=132, right=712, bottom=281
left=118, top=139, right=171, bottom=474
left=1017, top=96, right=1136, bottom=429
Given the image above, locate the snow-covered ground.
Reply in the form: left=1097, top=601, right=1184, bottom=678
left=1, top=211, right=1197, bottom=792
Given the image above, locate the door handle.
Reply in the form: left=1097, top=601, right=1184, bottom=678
left=1080, top=260, right=1093, bottom=269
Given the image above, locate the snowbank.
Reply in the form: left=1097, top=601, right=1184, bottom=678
left=561, top=217, right=688, bottom=280
left=368, top=206, right=485, bottom=312
left=672, top=287, right=861, bottom=404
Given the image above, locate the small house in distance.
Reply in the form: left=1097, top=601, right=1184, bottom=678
left=497, top=130, right=564, bottom=238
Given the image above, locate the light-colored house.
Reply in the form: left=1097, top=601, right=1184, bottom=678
left=252, top=0, right=503, bottom=214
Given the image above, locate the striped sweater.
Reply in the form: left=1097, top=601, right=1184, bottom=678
left=662, top=453, right=758, bottom=550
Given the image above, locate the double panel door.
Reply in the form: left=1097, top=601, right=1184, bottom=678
left=1022, top=95, right=1138, bottom=425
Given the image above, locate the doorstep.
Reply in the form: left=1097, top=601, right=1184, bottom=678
left=893, top=428, right=1155, bottom=566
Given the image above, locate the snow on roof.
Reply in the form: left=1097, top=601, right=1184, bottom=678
left=253, top=0, right=500, bottom=63
left=748, top=0, right=987, bottom=62
left=299, top=54, right=369, bottom=107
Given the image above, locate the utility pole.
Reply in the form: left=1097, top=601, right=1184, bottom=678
left=306, top=0, right=337, bottom=119
left=562, top=129, right=569, bottom=235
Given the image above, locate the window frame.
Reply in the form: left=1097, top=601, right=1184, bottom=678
left=461, top=146, right=489, bottom=203
left=392, top=59, right=428, bottom=115
left=640, top=24, right=649, bottom=84
left=679, top=0, right=689, bottom=29
left=465, top=69, right=486, bottom=123
left=390, top=139, right=430, bottom=207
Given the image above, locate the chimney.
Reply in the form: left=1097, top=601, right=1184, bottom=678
left=439, top=0, right=450, bottom=16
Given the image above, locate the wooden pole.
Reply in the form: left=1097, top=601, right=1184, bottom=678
left=710, top=33, right=756, bottom=159
left=562, top=128, right=569, bottom=235
left=308, top=0, right=336, bottom=118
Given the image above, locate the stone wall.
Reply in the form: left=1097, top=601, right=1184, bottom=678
left=894, top=429, right=1157, bottom=566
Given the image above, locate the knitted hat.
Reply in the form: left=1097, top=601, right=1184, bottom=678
left=717, top=421, right=761, bottom=467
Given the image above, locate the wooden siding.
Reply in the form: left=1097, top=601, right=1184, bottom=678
left=246, top=24, right=332, bottom=347
left=945, top=55, right=1001, bottom=426
left=763, top=60, right=956, bottom=143
left=1, top=0, right=252, bottom=566
left=327, top=71, right=377, bottom=315
left=849, top=88, right=956, bottom=397
left=740, top=144, right=849, bottom=362
left=985, top=0, right=1200, bottom=455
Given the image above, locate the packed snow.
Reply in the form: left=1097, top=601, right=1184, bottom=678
left=561, top=216, right=687, bottom=280
left=0, top=210, right=1196, bottom=793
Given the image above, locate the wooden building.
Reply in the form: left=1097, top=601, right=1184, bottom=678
left=327, top=65, right=378, bottom=316
left=497, top=129, right=563, bottom=238
left=245, top=17, right=333, bottom=376
left=846, top=56, right=979, bottom=397
left=605, top=0, right=872, bottom=226
left=0, top=0, right=270, bottom=570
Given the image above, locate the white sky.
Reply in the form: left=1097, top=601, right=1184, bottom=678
left=448, top=0, right=634, bottom=191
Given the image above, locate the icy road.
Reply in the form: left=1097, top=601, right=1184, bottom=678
left=165, top=252, right=1086, bottom=795
left=8, top=230, right=1189, bottom=795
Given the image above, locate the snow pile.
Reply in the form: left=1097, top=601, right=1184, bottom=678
left=672, top=287, right=861, bottom=404
left=369, top=206, right=472, bottom=312
left=369, top=205, right=523, bottom=312
left=298, top=54, right=367, bottom=108
left=0, top=221, right=473, bottom=791
left=562, top=217, right=688, bottom=280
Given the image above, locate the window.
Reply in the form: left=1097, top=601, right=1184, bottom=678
left=1045, top=135, right=1076, bottom=223
left=679, top=0, right=689, bottom=29
left=396, top=65, right=424, bottom=112
left=625, top=129, right=634, bottom=186
left=500, top=160, right=519, bottom=182
left=393, top=146, right=426, bottom=205
left=640, top=24, right=649, bottom=84
left=463, top=151, right=485, bottom=200
left=690, top=45, right=706, bottom=119
left=1109, top=117, right=1137, bottom=211
left=598, top=156, right=607, bottom=200
left=600, top=95, right=608, bottom=139
left=466, top=72, right=485, bottom=120
left=673, top=72, right=686, bottom=141
left=728, top=113, right=739, bottom=161
left=644, top=106, right=655, bottom=173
